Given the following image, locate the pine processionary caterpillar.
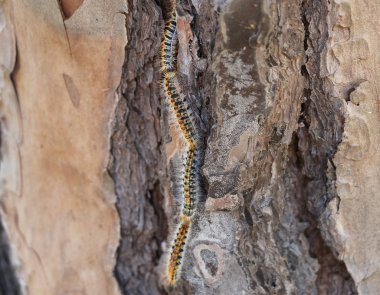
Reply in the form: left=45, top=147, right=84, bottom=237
left=161, top=13, right=178, bottom=73
left=167, top=215, right=191, bottom=286
left=163, top=74, right=198, bottom=147
left=163, top=73, right=199, bottom=284
left=160, top=0, right=202, bottom=286
left=182, top=147, right=198, bottom=217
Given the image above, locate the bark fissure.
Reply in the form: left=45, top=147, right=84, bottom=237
left=296, top=1, right=357, bottom=293
left=108, top=1, right=167, bottom=294
left=0, top=218, right=21, bottom=295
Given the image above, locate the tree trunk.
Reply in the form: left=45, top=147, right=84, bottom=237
left=0, top=0, right=379, bottom=294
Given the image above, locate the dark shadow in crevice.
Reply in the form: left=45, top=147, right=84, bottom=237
left=295, top=0, right=358, bottom=293
left=108, top=1, right=168, bottom=294
left=0, top=217, right=21, bottom=295
left=289, top=133, right=357, bottom=295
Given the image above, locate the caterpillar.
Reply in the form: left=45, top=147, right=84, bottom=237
left=163, top=74, right=198, bottom=147
left=160, top=0, right=202, bottom=286
left=163, top=74, right=198, bottom=285
left=160, top=10, right=178, bottom=73
left=167, top=215, right=191, bottom=285
left=182, top=147, right=199, bottom=217
left=163, top=73, right=199, bottom=218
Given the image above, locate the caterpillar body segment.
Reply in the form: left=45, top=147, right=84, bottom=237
left=167, top=216, right=191, bottom=286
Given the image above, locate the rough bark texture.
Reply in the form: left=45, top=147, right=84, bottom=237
left=1, top=0, right=380, bottom=294
left=322, top=1, right=380, bottom=293
left=107, top=1, right=166, bottom=294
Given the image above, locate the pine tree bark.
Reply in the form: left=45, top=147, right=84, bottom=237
left=0, top=0, right=379, bottom=294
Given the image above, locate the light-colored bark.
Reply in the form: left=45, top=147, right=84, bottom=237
left=1, top=1, right=126, bottom=294
left=324, top=1, right=380, bottom=293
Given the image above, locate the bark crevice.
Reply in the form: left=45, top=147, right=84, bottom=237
left=0, top=217, right=21, bottom=295
left=294, top=0, right=358, bottom=293
left=108, top=1, right=167, bottom=294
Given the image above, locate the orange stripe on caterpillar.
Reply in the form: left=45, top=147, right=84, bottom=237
left=167, top=215, right=191, bottom=285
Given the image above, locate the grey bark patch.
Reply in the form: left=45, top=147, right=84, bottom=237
left=200, top=249, right=218, bottom=276
left=203, top=0, right=268, bottom=203
left=193, top=243, right=225, bottom=285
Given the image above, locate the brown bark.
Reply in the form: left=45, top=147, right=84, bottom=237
left=108, top=1, right=166, bottom=293
left=1, top=0, right=379, bottom=294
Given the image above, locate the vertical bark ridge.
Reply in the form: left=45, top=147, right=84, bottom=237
left=108, top=1, right=168, bottom=294
left=296, top=0, right=358, bottom=293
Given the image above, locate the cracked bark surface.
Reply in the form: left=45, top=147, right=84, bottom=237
left=1, top=0, right=379, bottom=294
left=110, top=0, right=358, bottom=293
left=108, top=1, right=166, bottom=293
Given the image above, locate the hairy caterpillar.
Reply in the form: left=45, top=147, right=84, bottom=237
left=163, top=74, right=199, bottom=218
left=161, top=11, right=178, bottom=73
left=182, top=147, right=199, bottom=217
left=167, top=215, right=191, bottom=285
left=163, top=74, right=198, bottom=147
left=163, top=73, right=199, bottom=285
left=160, top=0, right=202, bottom=286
